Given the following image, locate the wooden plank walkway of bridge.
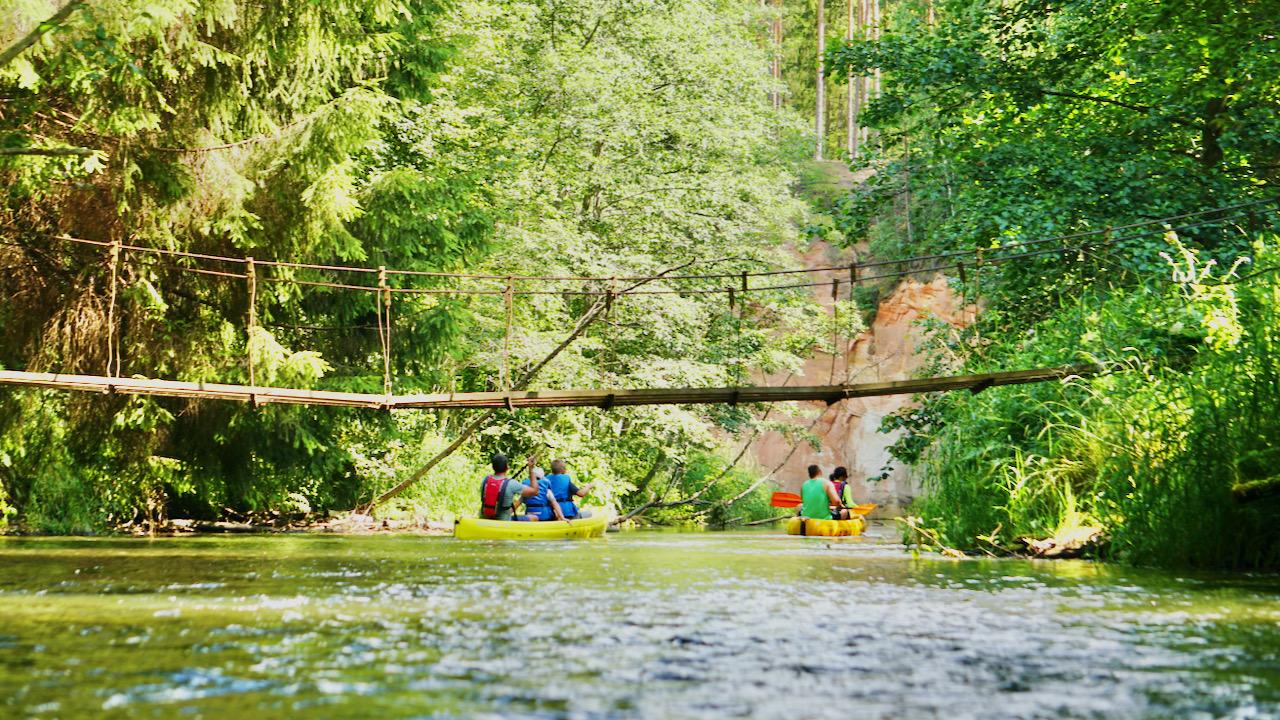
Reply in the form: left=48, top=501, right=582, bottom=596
left=0, top=365, right=1099, bottom=409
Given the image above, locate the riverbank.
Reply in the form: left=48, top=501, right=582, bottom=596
left=0, top=512, right=455, bottom=537
left=0, top=514, right=1108, bottom=563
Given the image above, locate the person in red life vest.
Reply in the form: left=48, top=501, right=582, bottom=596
left=518, top=466, right=567, bottom=522
left=479, top=454, right=540, bottom=521
left=545, top=458, right=593, bottom=519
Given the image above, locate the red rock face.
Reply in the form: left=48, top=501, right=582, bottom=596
left=751, top=274, right=972, bottom=516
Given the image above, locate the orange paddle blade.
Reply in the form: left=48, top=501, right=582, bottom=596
left=848, top=503, right=877, bottom=516
left=770, top=492, right=802, bottom=508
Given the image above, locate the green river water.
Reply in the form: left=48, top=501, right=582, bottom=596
left=3, top=526, right=1280, bottom=719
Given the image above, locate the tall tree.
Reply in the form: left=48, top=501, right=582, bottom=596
left=815, top=0, right=826, bottom=159
left=846, top=0, right=857, bottom=157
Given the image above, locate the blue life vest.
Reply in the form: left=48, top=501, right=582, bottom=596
left=546, top=473, right=578, bottom=518
left=521, top=478, right=553, bottom=520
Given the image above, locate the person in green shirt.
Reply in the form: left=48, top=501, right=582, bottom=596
left=799, top=464, right=850, bottom=520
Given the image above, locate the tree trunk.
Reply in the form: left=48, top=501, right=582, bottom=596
left=772, top=0, right=783, bottom=109
left=846, top=0, right=856, bottom=158
left=872, top=0, right=881, bottom=100
left=815, top=0, right=826, bottom=160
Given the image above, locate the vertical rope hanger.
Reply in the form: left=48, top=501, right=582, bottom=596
left=830, top=278, right=841, bottom=383
left=846, top=262, right=859, bottom=384
left=105, top=240, right=120, bottom=378
left=378, top=267, right=392, bottom=405
left=973, top=247, right=983, bottom=348
left=246, top=257, right=258, bottom=405
left=604, top=277, right=617, bottom=380
left=502, top=277, right=515, bottom=392
left=737, top=272, right=748, bottom=381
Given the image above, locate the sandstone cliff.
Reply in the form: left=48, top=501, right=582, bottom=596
left=751, top=267, right=971, bottom=516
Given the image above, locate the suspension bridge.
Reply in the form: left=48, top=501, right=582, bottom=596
left=0, top=199, right=1273, bottom=412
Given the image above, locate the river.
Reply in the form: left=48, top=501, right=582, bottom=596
left=2, top=526, right=1279, bottom=718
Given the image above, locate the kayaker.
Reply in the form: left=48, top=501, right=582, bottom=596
left=479, top=454, right=540, bottom=521
left=830, top=466, right=856, bottom=513
left=545, top=459, right=593, bottom=519
left=800, top=464, right=850, bottom=520
left=518, top=466, right=568, bottom=522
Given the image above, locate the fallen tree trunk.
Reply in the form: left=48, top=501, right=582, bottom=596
left=1233, top=476, right=1280, bottom=504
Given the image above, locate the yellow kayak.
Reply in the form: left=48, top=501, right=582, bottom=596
left=785, top=516, right=866, bottom=537
left=454, top=510, right=608, bottom=540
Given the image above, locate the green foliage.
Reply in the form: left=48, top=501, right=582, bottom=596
left=898, top=238, right=1280, bottom=567
left=814, top=0, right=1280, bottom=567
left=0, top=0, right=837, bottom=530
left=827, top=0, right=1276, bottom=271
left=620, top=446, right=778, bottom=527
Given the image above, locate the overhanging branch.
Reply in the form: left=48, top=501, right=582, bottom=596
left=0, top=1, right=87, bottom=69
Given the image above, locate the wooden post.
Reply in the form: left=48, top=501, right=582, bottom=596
left=246, top=257, right=257, bottom=405
left=106, top=240, right=120, bottom=378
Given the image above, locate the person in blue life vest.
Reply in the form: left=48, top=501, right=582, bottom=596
left=545, top=458, right=594, bottom=519
left=518, top=466, right=568, bottom=522
left=479, top=454, right=540, bottom=521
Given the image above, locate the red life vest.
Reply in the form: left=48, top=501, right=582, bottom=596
left=480, top=475, right=511, bottom=518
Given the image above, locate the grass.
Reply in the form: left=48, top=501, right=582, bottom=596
left=902, top=238, right=1280, bottom=568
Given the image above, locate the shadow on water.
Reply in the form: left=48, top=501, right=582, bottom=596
left=2, top=527, right=1280, bottom=718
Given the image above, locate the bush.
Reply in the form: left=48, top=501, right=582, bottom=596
left=896, top=238, right=1280, bottom=568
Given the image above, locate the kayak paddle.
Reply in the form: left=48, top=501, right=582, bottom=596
left=770, top=492, right=801, bottom=508
left=770, top=493, right=878, bottom=516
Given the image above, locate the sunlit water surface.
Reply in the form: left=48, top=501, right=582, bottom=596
left=3, top=526, right=1280, bottom=718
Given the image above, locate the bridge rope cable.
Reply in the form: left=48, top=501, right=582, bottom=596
left=7, top=200, right=1274, bottom=381
left=18, top=197, right=1275, bottom=293
left=621, top=207, right=1277, bottom=295
left=15, top=203, right=1272, bottom=307
left=208, top=208, right=1272, bottom=353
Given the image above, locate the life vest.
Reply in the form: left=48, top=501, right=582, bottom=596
left=480, top=475, right=511, bottom=519
left=840, top=481, right=855, bottom=508
left=523, top=479, right=551, bottom=518
left=546, top=473, right=578, bottom=518
left=831, top=479, right=847, bottom=504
